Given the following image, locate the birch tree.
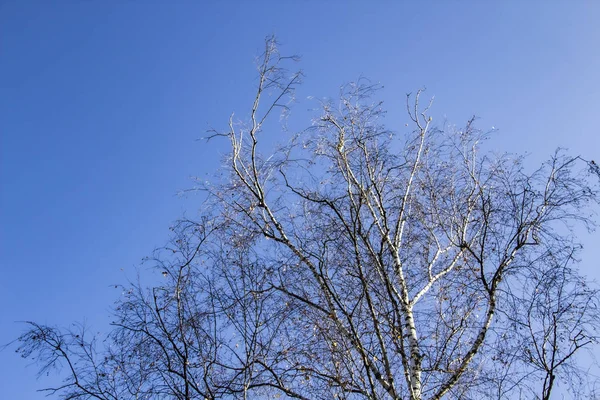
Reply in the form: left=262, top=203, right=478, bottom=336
left=16, top=37, right=600, bottom=400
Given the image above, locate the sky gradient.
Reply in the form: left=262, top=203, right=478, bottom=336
left=1, top=2, right=599, bottom=398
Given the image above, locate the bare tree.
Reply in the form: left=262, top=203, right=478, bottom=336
left=16, top=37, right=600, bottom=400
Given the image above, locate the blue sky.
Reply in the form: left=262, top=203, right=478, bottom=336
left=1, top=2, right=599, bottom=398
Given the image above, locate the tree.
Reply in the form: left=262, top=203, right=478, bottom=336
left=16, top=37, right=600, bottom=400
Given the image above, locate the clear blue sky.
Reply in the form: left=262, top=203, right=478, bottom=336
left=1, top=2, right=599, bottom=398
